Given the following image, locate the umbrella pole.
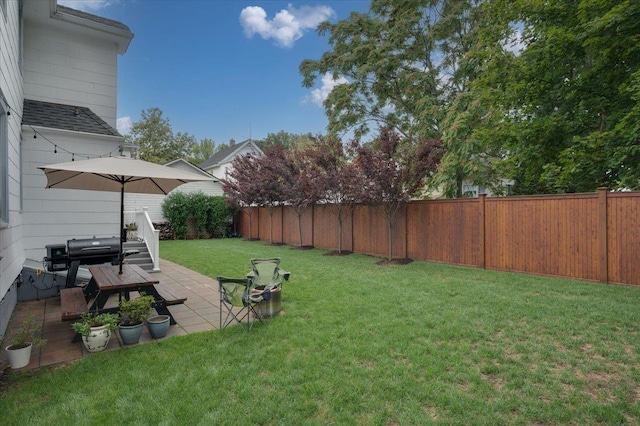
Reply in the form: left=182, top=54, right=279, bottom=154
left=120, top=184, right=124, bottom=274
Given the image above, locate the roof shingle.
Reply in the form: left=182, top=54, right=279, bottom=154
left=22, top=99, right=121, bottom=137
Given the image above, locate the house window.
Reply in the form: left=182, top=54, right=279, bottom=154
left=0, top=95, right=8, bottom=225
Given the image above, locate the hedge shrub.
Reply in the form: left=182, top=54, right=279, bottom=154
left=162, top=192, right=235, bottom=239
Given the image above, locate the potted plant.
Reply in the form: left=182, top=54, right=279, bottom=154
left=71, top=312, right=119, bottom=353
left=4, top=314, right=47, bottom=369
left=147, top=314, right=171, bottom=339
left=126, top=222, right=138, bottom=241
left=118, top=293, right=155, bottom=345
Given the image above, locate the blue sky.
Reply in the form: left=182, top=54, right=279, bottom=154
left=58, top=0, right=371, bottom=145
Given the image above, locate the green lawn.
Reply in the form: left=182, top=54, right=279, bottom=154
left=2, top=238, right=640, bottom=425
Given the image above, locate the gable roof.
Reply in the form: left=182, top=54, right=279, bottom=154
left=164, top=158, right=219, bottom=181
left=199, top=139, right=263, bottom=170
left=22, top=99, right=121, bottom=137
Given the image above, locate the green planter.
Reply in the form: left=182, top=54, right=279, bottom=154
left=147, top=315, right=170, bottom=338
left=118, top=322, right=144, bottom=345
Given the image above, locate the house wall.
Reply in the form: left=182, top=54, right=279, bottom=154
left=22, top=9, right=119, bottom=128
left=124, top=174, right=223, bottom=223
left=0, top=0, right=26, bottom=337
left=206, top=144, right=260, bottom=179
left=21, top=129, right=124, bottom=261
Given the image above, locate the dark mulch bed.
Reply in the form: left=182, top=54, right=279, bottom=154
left=376, top=258, right=413, bottom=266
left=324, top=250, right=354, bottom=256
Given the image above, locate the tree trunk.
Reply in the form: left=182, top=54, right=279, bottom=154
left=387, top=218, right=393, bottom=261
left=297, top=211, right=303, bottom=248
left=267, top=206, right=274, bottom=244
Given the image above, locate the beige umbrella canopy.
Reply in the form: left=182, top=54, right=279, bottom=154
left=39, top=156, right=213, bottom=273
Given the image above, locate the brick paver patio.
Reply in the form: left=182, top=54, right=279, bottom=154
left=1, top=259, right=221, bottom=370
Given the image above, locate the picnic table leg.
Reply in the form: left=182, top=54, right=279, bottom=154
left=88, top=289, right=112, bottom=312
left=83, top=277, right=99, bottom=302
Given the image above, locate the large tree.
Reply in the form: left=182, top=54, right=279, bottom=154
left=126, top=107, right=195, bottom=164
left=488, top=0, right=640, bottom=193
left=300, top=0, right=508, bottom=197
left=259, top=130, right=313, bottom=152
left=189, top=138, right=215, bottom=165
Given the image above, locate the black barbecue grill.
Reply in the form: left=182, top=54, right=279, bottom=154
left=45, top=237, right=137, bottom=288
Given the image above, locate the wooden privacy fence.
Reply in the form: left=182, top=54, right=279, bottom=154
left=238, top=188, right=640, bottom=286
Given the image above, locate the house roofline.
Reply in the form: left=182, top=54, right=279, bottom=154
left=164, top=158, right=218, bottom=181
left=49, top=0, right=134, bottom=54
left=23, top=124, right=125, bottom=143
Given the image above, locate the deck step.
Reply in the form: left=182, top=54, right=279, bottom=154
left=123, top=241, right=154, bottom=271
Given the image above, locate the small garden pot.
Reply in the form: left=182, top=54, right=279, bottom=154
left=118, top=322, right=144, bottom=345
left=147, top=315, right=170, bottom=338
left=5, top=343, right=33, bottom=369
left=82, top=325, right=112, bottom=353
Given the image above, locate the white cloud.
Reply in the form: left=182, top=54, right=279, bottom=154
left=240, top=4, right=335, bottom=48
left=117, top=116, right=132, bottom=135
left=57, top=0, right=117, bottom=11
left=306, top=72, right=348, bottom=107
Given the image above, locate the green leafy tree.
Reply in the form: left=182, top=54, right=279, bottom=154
left=126, top=107, right=174, bottom=164
left=189, top=138, right=215, bottom=165
left=259, top=131, right=313, bottom=152
left=482, top=0, right=640, bottom=193
left=300, top=0, right=509, bottom=197
left=126, top=107, right=197, bottom=164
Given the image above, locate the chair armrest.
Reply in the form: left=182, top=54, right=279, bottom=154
left=279, top=269, right=291, bottom=281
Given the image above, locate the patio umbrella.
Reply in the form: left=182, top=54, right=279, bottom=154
left=39, top=156, right=213, bottom=274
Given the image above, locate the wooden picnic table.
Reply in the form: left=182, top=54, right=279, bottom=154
left=85, top=264, right=179, bottom=325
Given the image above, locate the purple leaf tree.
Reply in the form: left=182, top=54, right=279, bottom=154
left=354, top=129, right=443, bottom=261
left=309, top=136, right=367, bottom=254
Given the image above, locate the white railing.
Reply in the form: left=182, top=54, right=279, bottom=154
left=134, top=208, right=160, bottom=272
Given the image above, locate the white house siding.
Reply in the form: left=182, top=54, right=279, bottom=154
left=206, top=144, right=259, bottom=179
left=23, top=11, right=119, bottom=128
left=21, top=129, right=124, bottom=261
left=0, top=0, right=26, bottom=335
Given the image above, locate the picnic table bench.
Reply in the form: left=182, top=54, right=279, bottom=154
left=60, top=265, right=187, bottom=327
left=60, top=287, right=89, bottom=321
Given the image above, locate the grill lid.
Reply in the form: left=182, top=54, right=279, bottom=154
left=67, top=237, right=120, bottom=258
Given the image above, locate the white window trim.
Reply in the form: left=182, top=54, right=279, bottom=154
left=0, top=95, right=8, bottom=227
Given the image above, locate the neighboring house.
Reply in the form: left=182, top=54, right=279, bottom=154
left=0, top=1, right=133, bottom=336
left=461, top=180, right=515, bottom=198
left=124, top=159, right=222, bottom=222
left=200, top=139, right=264, bottom=179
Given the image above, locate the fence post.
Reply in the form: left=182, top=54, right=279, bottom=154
left=479, top=194, right=486, bottom=269
left=598, top=187, right=609, bottom=283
